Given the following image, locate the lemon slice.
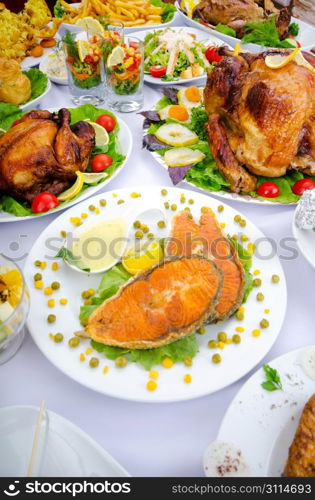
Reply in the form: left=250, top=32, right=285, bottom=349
left=293, top=50, right=315, bottom=75
left=122, top=241, right=163, bottom=275
left=57, top=171, right=84, bottom=201
left=265, top=47, right=300, bottom=69
left=84, top=120, right=109, bottom=147
left=234, top=42, right=241, bottom=56
left=75, top=17, right=105, bottom=37
left=76, top=40, right=92, bottom=63
left=0, top=269, right=23, bottom=308
left=107, top=46, right=124, bottom=67
left=82, top=172, right=108, bottom=184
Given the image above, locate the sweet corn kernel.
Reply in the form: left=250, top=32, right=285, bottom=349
left=60, top=230, right=67, bottom=238
left=44, top=287, right=53, bottom=296
left=47, top=299, right=55, bottom=308
left=220, top=222, right=226, bottom=228
left=102, top=365, right=109, bottom=374
left=130, top=192, right=141, bottom=198
left=95, top=207, right=100, bottom=213
left=252, top=329, right=261, bottom=337
left=147, top=380, right=157, bottom=391
left=149, top=370, right=159, bottom=380
left=162, top=357, right=174, bottom=369
left=240, top=234, right=249, bottom=242
left=226, top=338, right=233, bottom=345
left=35, top=280, right=43, bottom=289
left=40, top=262, right=47, bottom=270
left=253, top=269, right=261, bottom=276
left=184, top=374, right=192, bottom=384
left=49, top=333, right=54, bottom=340
left=85, top=347, right=92, bottom=355
left=264, top=308, right=270, bottom=314
left=235, top=326, right=244, bottom=333
left=81, top=213, right=88, bottom=219
left=60, top=298, right=68, bottom=305
left=218, top=341, right=225, bottom=349
left=238, top=306, right=245, bottom=312
left=70, top=217, right=82, bottom=226
left=184, top=357, right=193, bottom=366
left=247, top=243, right=256, bottom=254
left=51, top=262, right=58, bottom=271
left=79, top=353, right=85, bottom=362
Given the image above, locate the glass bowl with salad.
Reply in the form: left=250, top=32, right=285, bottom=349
left=63, top=31, right=106, bottom=105
left=105, top=36, right=144, bottom=113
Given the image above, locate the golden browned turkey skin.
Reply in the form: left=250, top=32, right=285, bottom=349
left=283, top=394, right=315, bottom=477
left=204, top=51, right=315, bottom=192
left=0, top=109, right=95, bottom=203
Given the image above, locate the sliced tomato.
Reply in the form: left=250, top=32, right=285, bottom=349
left=31, top=192, right=59, bottom=213
left=149, top=65, right=167, bottom=78
left=205, top=46, right=223, bottom=63
left=91, top=154, right=113, bottom=172
left=256, top=182, right=280, bottom=198
left=292, top=178, right=315, bottom=195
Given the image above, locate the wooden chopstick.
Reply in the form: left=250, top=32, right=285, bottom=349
left=27, top=400, right=46, bottom=477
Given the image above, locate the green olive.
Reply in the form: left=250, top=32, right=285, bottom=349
left=34, top=273, right=42, bottom=281
left=161, top=189, right=168, bottom=196
left=217, top=332, right=227, bottom=342
left=253, top=278, right=262, bottom=287
left=260, top=318, right=269, bottom=329
left=212, top=353, right=221, bottom=364
left=157, top=220, right=165, bottom=228
left=232, top=334, right=241, bottom=344
left=115, top=356, right=128, bottom=368
left=256, top=292, right=264, bottom=302
left=54, top=333, right=63, bottom=343
left=51, top=281, right=60, bottom=290
left=272, top=274, right=280, bottom=283
left=47, top=314, right=56, bottom=324
left=89, top=357, right=99, bottom=368
left=68, top=337, right=80, bottom=348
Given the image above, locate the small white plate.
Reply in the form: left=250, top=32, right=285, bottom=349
left=133, top=26, right=231, bottom=86
left=20, top=79, right=52, bottom=112
left=25, top=186, right=287, bottom=403
left=0, top=114, right=132, bottom=222
left=176, top=1, right=315, bottom=53
left=292, top=210, right=315, bottom=270
left=0, top=405, right=129, bottom=477
left=212, top=346, right=315, bottom=477
left=39, top=53, right=68, bottom=85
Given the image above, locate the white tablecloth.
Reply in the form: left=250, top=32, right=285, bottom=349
left=1, top=40, right=314, bottom=478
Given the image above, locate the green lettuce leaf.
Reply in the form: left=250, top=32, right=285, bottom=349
left=215, top=24, right=236, bottom=37
left=251, top=171, right=302, bottom=204
left=0, top=103, right=22, bottom=131
left=242, top=16, right=294, bottom=48
left=228, top=237, right=253, bottom=303
left=0, top=195, right=33, bottom=217
left=23, top=68, right=48, bottom=102
left=151, top=0, right=176, bottom=23
left=54, top=0, right=65, bottom=18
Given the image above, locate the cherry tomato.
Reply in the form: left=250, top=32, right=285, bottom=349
left=149, top=65, right=167, bottom=78
left=292, top=178, right=315, bottom=195
left=96, top=114, right=116, bottom=132
left=256, top=182, right=280, bottom=198
left=31, top=192, right=59, bottom=213
left=11, top=119, right=23, bottom=127
left=91, top=154, right=113, bottom=172
left=205, top=47, right=223, bottom=63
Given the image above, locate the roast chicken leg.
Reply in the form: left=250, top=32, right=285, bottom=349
left=0, top=108, right=95, bottom=203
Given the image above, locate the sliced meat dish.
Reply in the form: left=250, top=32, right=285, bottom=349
left=165, top=209, right=245, bottom=322
left=85, top=256, right=223, bottom=350
left=283, top=394, right=315, bottom=477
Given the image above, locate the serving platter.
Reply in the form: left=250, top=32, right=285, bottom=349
left=209, top=346, right=315, bottom=477
left=21, top=79, right=52, bottom=112
left=133, top=26, right=232, bottom=86
left=176, top=1, right=315, bottom=53
left=0, top=405, right=129, bottom=477
left=0, top=114, right=132, bottom=223
left=25, top=186, right=287, bottom=403
left=292, top=210, right=315, bottom=270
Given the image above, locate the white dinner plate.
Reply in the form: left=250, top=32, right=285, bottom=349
left=133, top=26, right=232, bottom=86
left=0, top=114, right=132, bottom=223
left=292, top=210, right=315, bottom=270
left=176, top=1, right=315, bottom=53
left=39, top=53, right=68, bottom=85
left=20, top=79, right=52, bottom=112
left=0, top=405, right=129, bottom=477
left=209, top=346, right=315, bottom=477
left=58, top=3, right=177, bottom=38
left=25, top=186, right=287, bottom=403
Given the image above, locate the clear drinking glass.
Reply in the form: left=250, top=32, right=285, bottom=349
left=63, top=31, right=106, bottom=105
left=105, top=36, right=144, bottom=112
left=98, top=19, right=124, bottom=62
left=0, top=255, right=30, bottom=364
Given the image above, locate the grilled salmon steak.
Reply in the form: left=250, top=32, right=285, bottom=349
left=85, top=256, right=223, bottom=349
left=165, top=209, right=245, bottom=321
left=283, top=394, right=315, bottom=477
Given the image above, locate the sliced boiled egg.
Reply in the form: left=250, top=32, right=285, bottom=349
left=177, top=86, right=203, bottom=109
left=158, top=105, right=191, bottom=123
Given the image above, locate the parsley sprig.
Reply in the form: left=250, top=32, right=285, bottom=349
left=261, top=364, right=283, bottom=392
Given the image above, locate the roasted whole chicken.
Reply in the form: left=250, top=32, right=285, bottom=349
left=192, top=0, right=293, bottom=38
left=204, top=50, right=315, bottom=192
left=0, top=109, right=95, bottom=203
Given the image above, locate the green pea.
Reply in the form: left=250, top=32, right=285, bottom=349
left=133, top=220, right=141, bottom=229
left=141, top=224, right=149, bottom=234
left=232, top=334, right=241, bottom=344
left=217, top=332, right=227, bottom=342
left=54, top=333, right=63, bottom=343
left=217, top=205, right=224, bottom=212
left=34, top=273, right=42, bottom=281
left=51, top=281, right=60, bottom=290
left=47, top=314, right=56, bottom=324
left=253, top=278, right=262, bottom=287
left=234, top=215, right=241, bottom=223
left=89, top=357, right=99, bottom=368
left=115, top=356, right=128, bottom=368
left=157, top=220, right=165, bottom=228
left=171, top=204, right=177, bottom=211
left=60, top=230, right=67, bottom=238
left=188, top=199, right=194, bottom=205
left=239, top=219, right=246, bottom=227
left=208, top=340, right=217, bottom=349
left=100, top=199, right=107, bottom=206
left=256, top=292, right=264, bottom=302
left=135, top=231, right=143, bottom=239
left=212, top=353, right=221, bottom=364
left=117, top=199, right=125, bottom=205
left=161, top=189, right=168, bottom=196
left=147, top=233, right=154, bottom=239
left=260, top=319, right=269, bottom=329
left=68, top=337, right=80, bottom=348
left=198, top=327, right=206, bottom=335
left=235, top=310, right=244, bottom=321
left=34, top=260, right=41, bottom=267
left=164, top=202, right=170, bottom=209
left=89, top=205, right=95, bottom=211
left=272, top=274, right=280, bottom=283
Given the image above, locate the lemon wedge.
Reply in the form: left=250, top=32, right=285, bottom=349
left=57, top=171, right=84, bottom=201
left=76, top=40, right=92, bottom=63
left=294, top=50, right=315, bottom=75
left=234, top=42, right=241, bottom=56
left=265, top=47, right=300, bottom=69
left=75, top=17, right=105, bottom=37
left=83, top=120, right=109, bottom=147
left=122, top=241, right=164, bottom=275
left=0, top=269, right=23, bottom=308
left=82, top=172, right=109, bottom=184
left=107, top=46, right=124, bottom=67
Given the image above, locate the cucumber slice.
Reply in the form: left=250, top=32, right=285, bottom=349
left=155, top=123, right=199, bottom=147
left=164, top=147, right=206, bottom=167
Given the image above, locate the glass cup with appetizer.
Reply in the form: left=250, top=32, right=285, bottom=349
left=105, top=36, right=144, bottom=113
left=98, top=19, right=124, bottom=62
left=63, top=30, right=106, bottom=105
left=0, top=255, right=30, bottom=364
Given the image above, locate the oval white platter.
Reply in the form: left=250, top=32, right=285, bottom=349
left=133, top=26, right=232, bottom=86
left=176, top=1, right=315, bottom=53
left=0, top=405, right=129, bottom=477
left=292, top=209, right=315, bottom=270
left=213, top=346, right=315, bottom=477
left=0, top=114, right=132, bottom=223
left=20, top=78, right=52, bottom=112
left=25, top=186, right=287, bottom=403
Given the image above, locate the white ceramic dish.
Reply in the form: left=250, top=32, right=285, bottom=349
left=39, top=53, right=68, bottom=85
left=176, top=1, right=315, bottom=53
left=58, top=3, right=177, bottom=38
left=133, top=26, right=232, bottom=86
left=209, top=346, right=315, bottom=477
left=0, top=405, right=129, bottom=477
left=292, top=210, right=315, bottom=270
left=25, top=186, right=287, bottom=403
left=0, top=113, right=132, bottom=222
left=20, top=79, right=52, bottom=112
